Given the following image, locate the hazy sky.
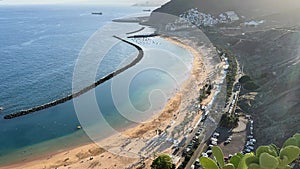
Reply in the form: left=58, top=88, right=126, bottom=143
left=0, top=0, right=168, bottom=5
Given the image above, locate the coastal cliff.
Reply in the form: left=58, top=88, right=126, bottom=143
left=149, top=0, right=300, bottom=146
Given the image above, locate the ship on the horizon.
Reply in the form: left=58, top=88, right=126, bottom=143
left=91, top=12, right=103, bottom=15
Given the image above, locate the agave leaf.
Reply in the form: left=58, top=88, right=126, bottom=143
left=229, top=154, right=241, bottom=168
left=236, top=152, right=244, bottom=158
left=199, top=156, right=220, bottom=169
left=283, top=137, right=298, bottom=148
left=259, top=152, right=279, bottom=169
left=279, top=145, right=300, bottom=164
left=256, top=145, right=277, bottom=157
left=269, top=144, right=280, bottom=156
left=245, top=156, right=259, bottom=166
left=256, top=146, right=269, bottom=157
left=248, top=163, right=261, bottom=169
left=238, top=153, right=255, bottom=169
left=223, top=163, right=235, bottom=169
left=278, top=155, right=289, bottom=167
left=212, top=146, right=225, bottom=167
left=293, top=133, right=300, bottom=147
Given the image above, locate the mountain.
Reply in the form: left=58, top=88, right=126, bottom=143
left=149, top=0, right=300, bottom=146
left=132, top=0, right=170, bottom=7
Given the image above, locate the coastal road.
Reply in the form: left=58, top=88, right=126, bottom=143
left=184, top=142, right=206, bottom=169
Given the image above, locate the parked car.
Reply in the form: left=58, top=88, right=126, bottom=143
left=247, top=146, right=254, bottom=150
left=210, top=137, right=218, bottom=142
left=224, top=140, right=231, bottom=145
left=211, top=141, right=218, bottom=146
left=247, top=135, right=254, bottom=139
left=213, top=132, right=220, bottom=138
left=224, top=156, right=229, bottom=162
left=201, top=152, right=208, bottom=157
left=188, top=142, right=193, bottom=148
left=206, top=150, right=212, bottom=155
left=244, top=148, right=251, bottom=153
left=194, top=162, right=201, bottom=169
left=172, top=147, right=179, bottom=155
left=249, top=139, right=256, bottom=143
left=246, top=141, right=254, bottom=146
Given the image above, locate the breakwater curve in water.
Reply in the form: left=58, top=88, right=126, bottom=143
left=3, top=36, right=144, bottom=119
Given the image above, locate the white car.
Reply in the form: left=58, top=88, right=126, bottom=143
left=247, top=146, right=254, bottom=150
left=201, top=153, right=208, bottom=157
left=206, top=150, right=212, bottom=155
left=246, top=141, right=254, bottom=146
left=210, top=137, right=218, bottom=142
left=244, top=148, right=251, bottom=153
left=211, top=141, right=218, bottom=145
left=213, top=132, right=220, bottom=138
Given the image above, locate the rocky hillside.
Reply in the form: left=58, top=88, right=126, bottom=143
left=149, top=0, right=300, bottom=146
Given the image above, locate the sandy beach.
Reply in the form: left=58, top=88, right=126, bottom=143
left=0, top=35, right=221, bottom=169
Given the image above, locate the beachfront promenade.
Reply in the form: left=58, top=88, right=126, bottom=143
left=3, top=36, right=143, bottom=119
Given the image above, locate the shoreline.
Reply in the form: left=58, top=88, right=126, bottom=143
left=0, top=35, right=215, bottom=169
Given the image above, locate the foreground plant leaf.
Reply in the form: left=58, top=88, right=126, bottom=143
left=256, top=146, right=277, bottom=157
left=212, top=146, right=225, bottom=167
left=283, top=137, right=298, bottom=148
left=238, top=153, right=255, bottom=169
left=245, top=156, right=259, bottom=166
left=259, top=152, right=279, bottom=169
left=223, top=163, right=235, bottom=169
left=279, top=145, right=300, bottom=164
left=200, top=156, right=219, bottom=169
left=229, top=154, right=241, bottom=168
left=248, top=163, right=261, bottom=169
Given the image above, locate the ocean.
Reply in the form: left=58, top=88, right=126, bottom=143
left=0, top=5, right=193, bottom=164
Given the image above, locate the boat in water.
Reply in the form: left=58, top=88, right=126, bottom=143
left=91, top=12, right=103, bottom=15
left=0, top=107, right=3, bottom=111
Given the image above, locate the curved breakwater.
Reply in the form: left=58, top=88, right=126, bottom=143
left=126, top=27, right=145, bottom=35
left=3, top=36, right=143, bottom=119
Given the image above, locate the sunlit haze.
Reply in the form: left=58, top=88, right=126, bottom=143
left=0, top=0, right=169, bottom=5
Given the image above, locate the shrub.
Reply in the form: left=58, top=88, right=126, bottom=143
left=219, top=113, right=239, bottom=128
left=239, top=75, right=252, bottom=84
left=151, top=154, right=173, bottom=169
left=243, top=81, right=259, bottom=91
left=200, top=133, right=300, bottom=169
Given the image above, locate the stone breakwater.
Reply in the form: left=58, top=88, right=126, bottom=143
left=126, top=27, right=145, bottom=35
left=4, top=36, right=144, bottom=120
left=127, top=33, right=159, bottom=39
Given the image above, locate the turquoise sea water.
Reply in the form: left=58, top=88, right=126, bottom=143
left=0, top=5, right=193, bottom=164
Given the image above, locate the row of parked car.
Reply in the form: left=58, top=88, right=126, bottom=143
left=185, top=128, right=203, bottom=153
left=201, top=132, right=220, bottom=157
left=243, top=119, right=256, bottom=154
left=224, top=136, right=232, bottom=145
